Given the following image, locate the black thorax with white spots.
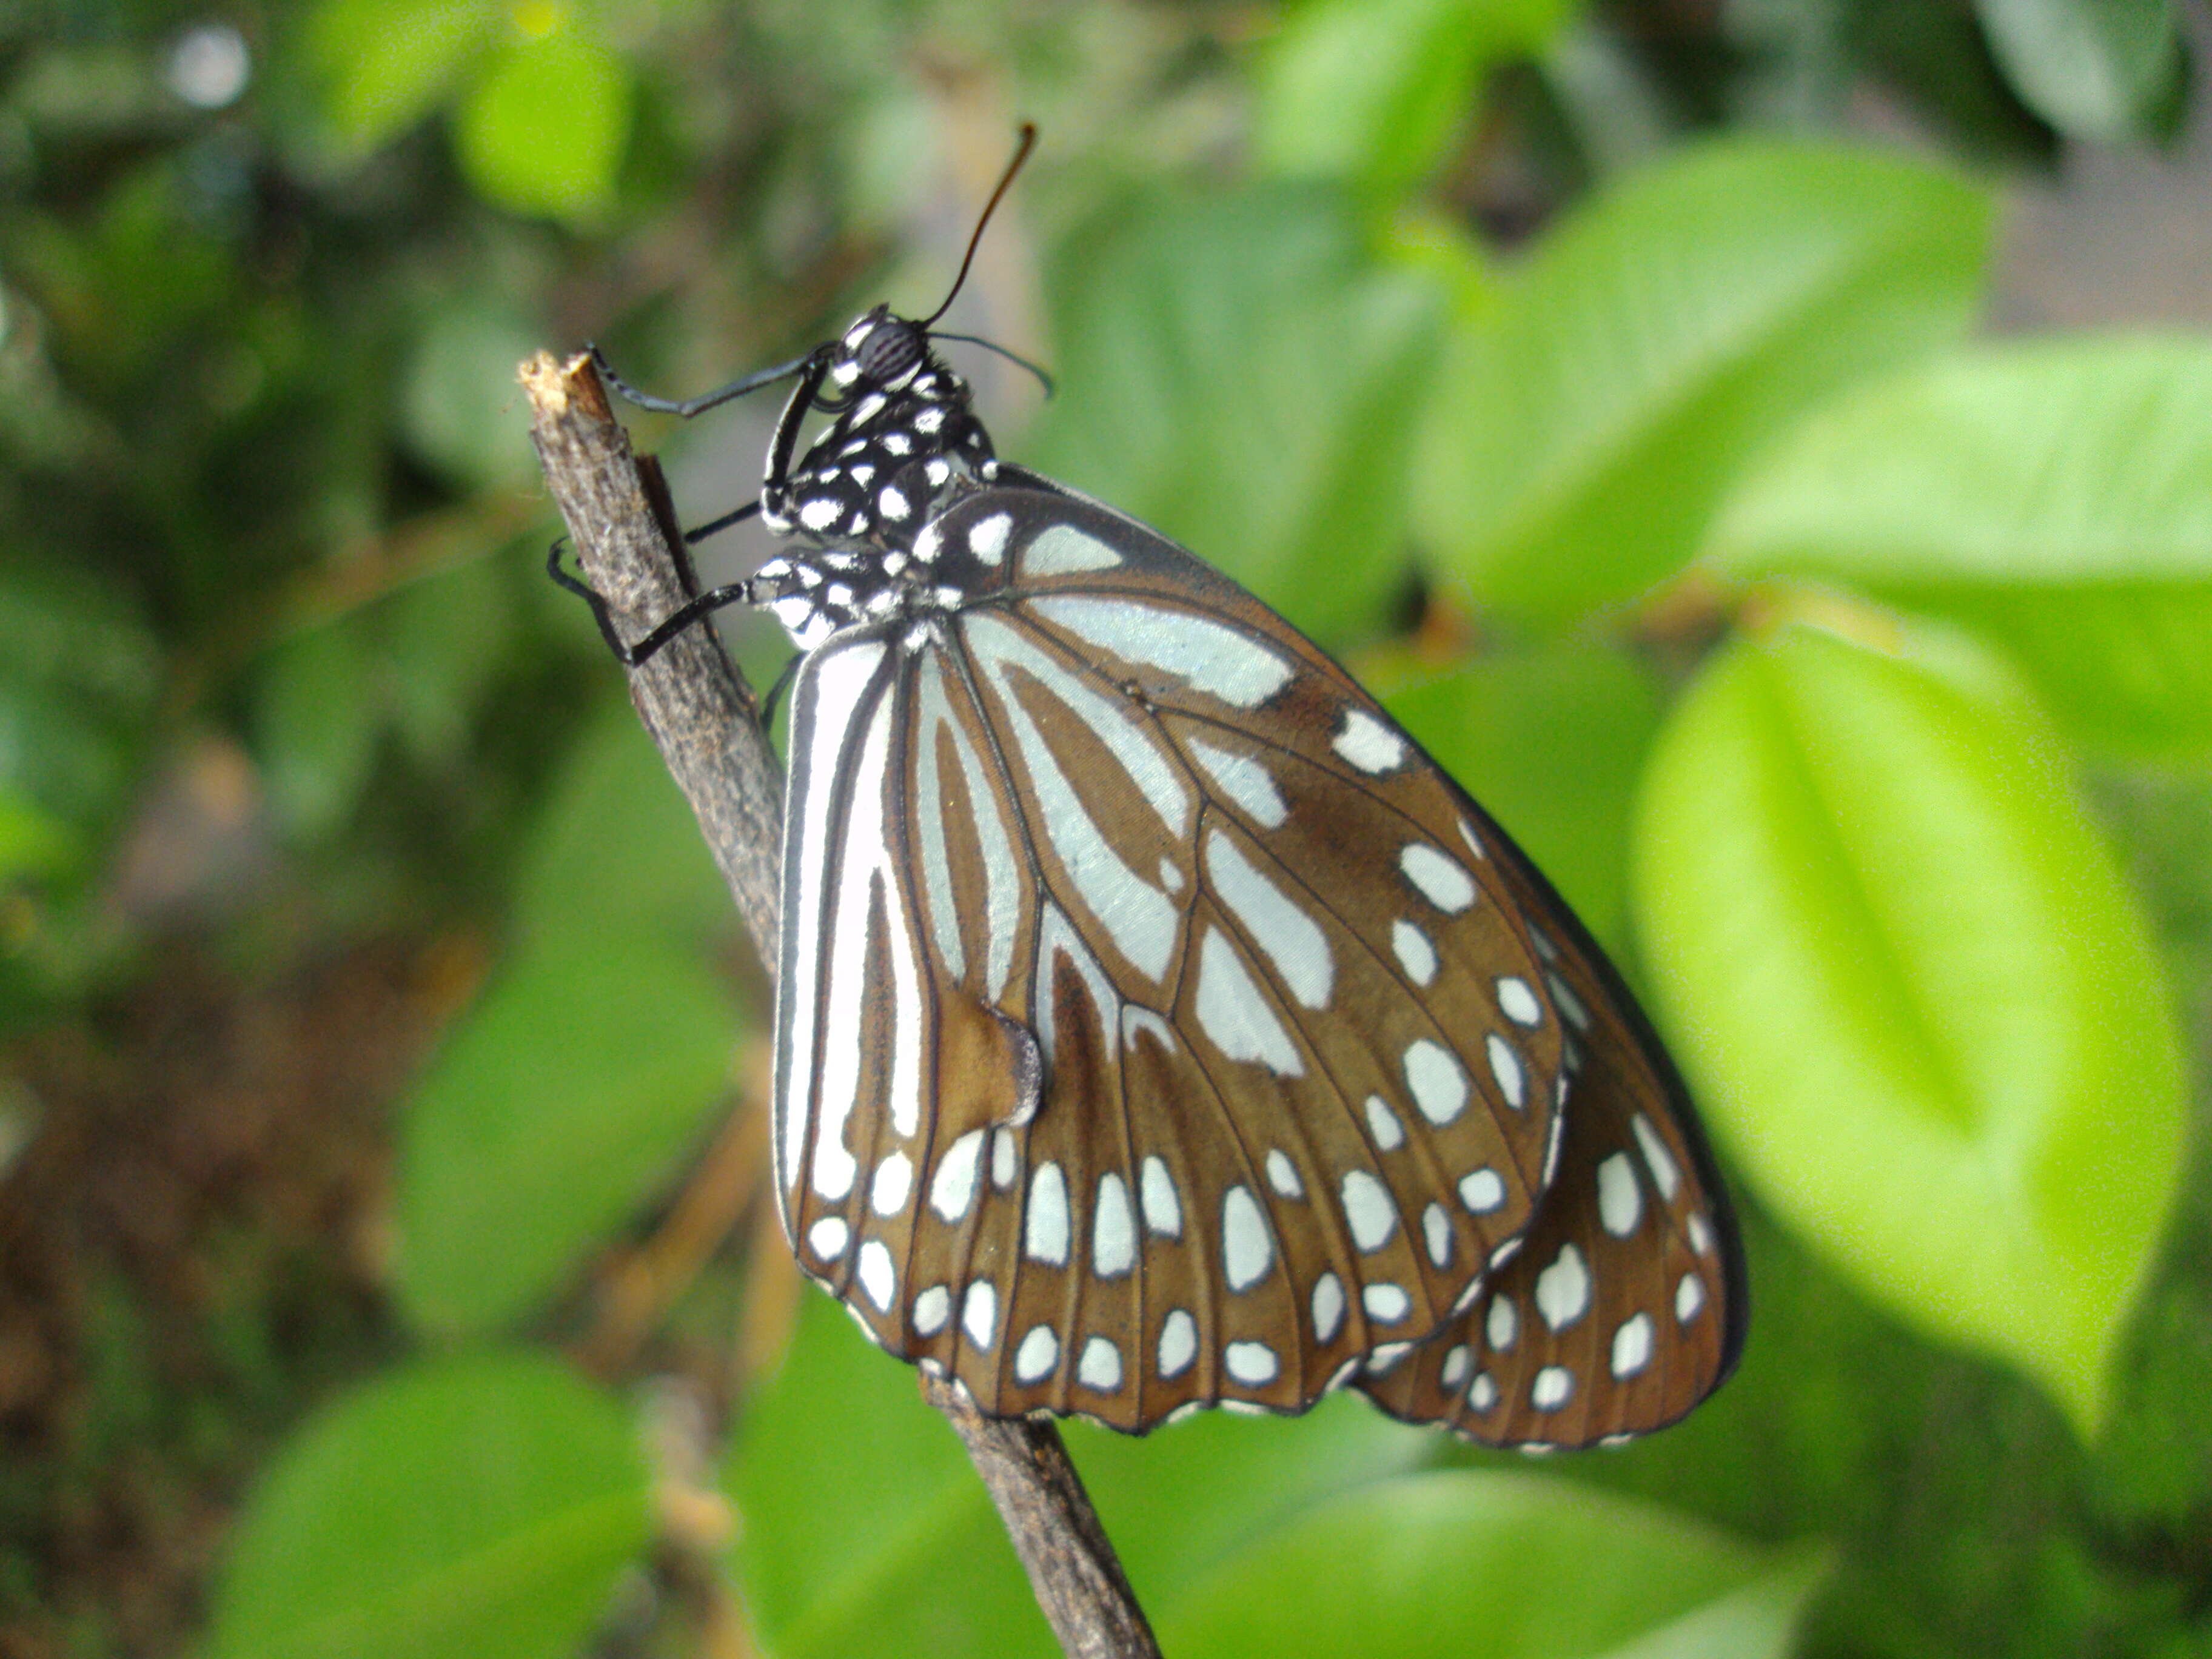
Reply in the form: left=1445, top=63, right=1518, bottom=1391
left=752, top=304, right=1004, bottom=651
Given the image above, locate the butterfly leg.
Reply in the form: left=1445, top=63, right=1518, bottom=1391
left=546, top=537, right=766, bottom=669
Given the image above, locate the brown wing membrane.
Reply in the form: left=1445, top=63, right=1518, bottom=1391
left=774, top=480, right=1739, bottom=1438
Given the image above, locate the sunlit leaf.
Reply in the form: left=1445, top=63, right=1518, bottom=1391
left=206, top=1352, right=651, bottom=1659
left=1707, top=337, right=2212, bottom=759
left=307, top=0, right=495, bottom=147
left=396, top=939, right=740, bottom=1335
left=1164, top=1471, right=1828, bottom=1659
left=1632, top=619, right=2187, bottom=1433
left=1256, top=0, right=1577, bottom=199
left=1414, top=141, right=1991, bottom=620
left=1020, top=185, right=1443, bottom=645
left=453, top=30, right=632, bottom=224
left=1975, top=0, right=2180, bottom=143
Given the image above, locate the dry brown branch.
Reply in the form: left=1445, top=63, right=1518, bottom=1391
left=521, top=348, right=1161, bottom=1659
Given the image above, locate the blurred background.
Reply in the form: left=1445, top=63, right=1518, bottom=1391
left=4, top=1, right=2211, bottom=1655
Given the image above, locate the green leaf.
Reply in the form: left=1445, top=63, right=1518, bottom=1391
left=726, top=1292, right=1051, bottom=1659
left=307, top=0, right=497, bottom=147
left=1631, top=620, right=2187, bottom=1434
left=1375, top=641, right=1663, bottom=953
left=1414, top=140, right=1992, bottom=621
left=1707, top=337, right=2212, bottom=759
left=401, top=302, right=546, bottom=488
left=728, top=1292, right=1427, bottom=1659
left=395, top=939, right=740, bottom=1335
left=1256, top=0, right=1577, bottom=199
left=0, top=791, right=77, bottom=883
left=205, top=1352, right=652, bottom=1659
left=453, top=30, right=632, bottom=225
left=255, top=623, right=382, bottom=838
left=380, top=556, right=520, bottom=766
left=1020, top=185, right=1443, bottom=645
left=0, top=561, right=158, bottom=838
left=1162, top=1469, right=1829, bottom=1659
left=1975, top=0, right=2180, bottom=144
left=510, top=703, right=736, bottom=956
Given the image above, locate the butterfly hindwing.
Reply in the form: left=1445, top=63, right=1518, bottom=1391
left=777, top=485, right=1625, bottom=1431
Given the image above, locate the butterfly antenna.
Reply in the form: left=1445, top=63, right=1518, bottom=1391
left=919, top=122, right=1037, bottom=329
left=927, top=332, right=1056, bottom=398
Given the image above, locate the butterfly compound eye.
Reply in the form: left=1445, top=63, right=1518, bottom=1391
left=856, top=317, right=924, bottom=384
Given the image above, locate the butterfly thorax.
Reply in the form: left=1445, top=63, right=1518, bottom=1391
left=753, top=306, right=1005, bottom=651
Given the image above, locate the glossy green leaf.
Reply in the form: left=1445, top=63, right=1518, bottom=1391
left=454, top=30, right=632, bottom=224
left=510, top=704, right=736, bottom=957
left=205, top=1352, right=651, bottom=1659
left=1707, top=337, right=2212, bottom=759
left=1256, top=0, right=1576, bottom=199
left=1414, top=141, right=1991, bottom=620
left=1632, top=621, right=2187, bottom=1433
left=396, top=939, right=739, bottom=1334
left=307, top=0, right=495, bottom=146
left=728, top=1292, right=1426, bottom=1659
left=1375, top=641, right=1664, bottom=952
left=1976, top=0, right=2180, bottom=143
left=1020, top=186, right=1443, bottom=645
left=1164, top=1470, right=1829, bottom=1659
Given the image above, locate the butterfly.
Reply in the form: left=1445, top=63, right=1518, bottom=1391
left=566, top=130, right=1745, bottom=1451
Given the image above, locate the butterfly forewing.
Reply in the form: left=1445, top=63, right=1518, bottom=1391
left=777, top=485, right=1609, bottom=1430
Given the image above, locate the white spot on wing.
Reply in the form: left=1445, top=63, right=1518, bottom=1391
left=1016, top=1324, right=1059, bottom=1383
left=1534, top=1244, right=1592, bottom=1332
left=1496, top=976, right=1544, bottom=1027
left=1486, top=1034, right=1526, bottom=1110
left=807, top=1216, right=849, bottom=1261
left=1021, top=524, right=1123, bottom=577
left=967, top=512, right=1013, bottom=565
left=1094, top=1173, right=1135, bottom=1277
left=1312, top=1273, right=1345, bottom=1343
left=1265, top=1149, right=1304, bottom=1199
left=1364, top=1095, right=1405, bottom=1151
left=1028, top=595, right=1295, bottom=709
left=1634, top=1114, right=1683, bottom=1202
left=1079, top=1337, right=1122, bottom=1392
left=1222, top=1186, right=1273, bottom=1290
left=1027, top=1162, right=1071, bottom=1265
left=1225, top=1341, right=1279, bottom=1386
left=1392, top=921, right=1437, bottom=987
left=930, top=1130, right=984, bottom=1222
left=1531, top=1366, right=1574, bottom=1411
left=1612, top=1313, right=1654, bottom=1379
left=1459, top=1167, right=1506, bottom=1214
left=1158, top=1309, right=1197, bottom=1378
left=913, top=1284, right=950, bottom=1336
left=872, top=1153, right=913, bottom=1216
left=1195, top=925, right=1304, bottom=1076
left=1597, top=1153, right=1643, bottom=1238
left=1341, top=1170, right=1396, bottom=1252
left=1205, top=831, right=1333, bottom=1009
left=857, top=1241, right=895, bottom=1312
left=1404, top=1040, right=1469, bottom=1125
left=1423, top=1202, right=1452, bottom=1268
left=1363, top=1284, right=1411, bottom=1323
left=1486, top=1295, right=1518, bottom=1352
left=1187, top=736, right=1289, bottom=828
left=1141, top=1156, right=1182, bottom=1237
left=1677, top=1272, right=1706, bottom=1324
left=1400, top=843, right=1476, bottom=913
left=962, top=1281, right=998, bottom=1350
left=1332, top=709, right=1406, bottom=773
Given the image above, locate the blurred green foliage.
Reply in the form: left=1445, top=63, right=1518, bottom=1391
left=2, top=0, right=2208, bottom=1656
